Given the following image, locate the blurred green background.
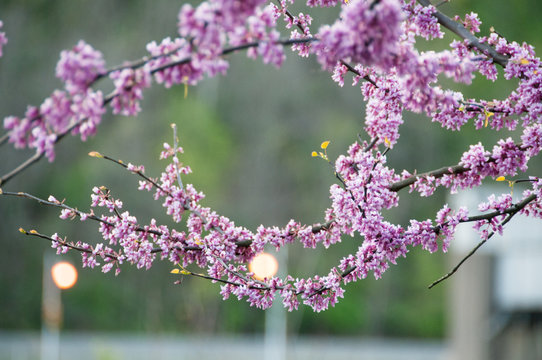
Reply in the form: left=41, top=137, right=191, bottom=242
left=0, top=0, right=541, bottom=338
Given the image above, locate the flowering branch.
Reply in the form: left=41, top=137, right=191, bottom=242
left=2, top=141, right=540, bottom=308
left=2, top=0, right=542, bottom=312
left=417, top=0, right=509, bottom=67
left=0, top=36, right=315, bottom=187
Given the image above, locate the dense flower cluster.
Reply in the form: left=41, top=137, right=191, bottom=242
left=314, top=0, right=403, bottom=70
left=56, top=40, right=106, bottom=95
left=3, top=41, right=107, bottom=160
left=1, top=0, right=542, bottom=311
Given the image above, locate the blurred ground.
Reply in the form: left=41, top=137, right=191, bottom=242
left=0, top=332, right=448, bottom=360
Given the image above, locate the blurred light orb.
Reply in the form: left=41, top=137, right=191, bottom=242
left=249, top=253, right=278, bottom=280
left=51, top=261, right=78, bottom=289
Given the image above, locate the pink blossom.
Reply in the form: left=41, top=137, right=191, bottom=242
left=462, top=12, right=481, bottom=34
left=403, top=2, right=443, bottom=40
left=314, top=0, right=403, bottom=70
left=110, top=68, right=151, bottom=116
left=522, top=124, right=542, bottom=157
left=70, top=89, right=106, bottom=141
left=56, top=40, right=105, bottom=95
left=0, top=20, right=7, bottom=57
left=40, top=90, right=73, bottom=133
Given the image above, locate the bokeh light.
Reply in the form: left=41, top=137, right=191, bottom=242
left=249, top=253, right=278, bottom=280
left=51, top=261, right=78, bottom=289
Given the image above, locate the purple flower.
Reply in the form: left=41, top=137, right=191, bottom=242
left=458, top=12, right=481, bottom=34
left=110, top=68, right=151, bottom=116
left=40, top=90, right=73, bottom=132
left=403, top=2, right=443, bottom=40
left=70, top=89, right=106, bottom=141
left=56, top=40, right=105, bottom=95
left=522, top=124, right=542, bottom=157
left=314, top=0, right=403, bottom=70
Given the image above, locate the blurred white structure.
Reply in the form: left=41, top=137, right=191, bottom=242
left=249, top=251, right=286, bottom=360
left=449, top=187, right=542, bottom=360
left=41, top=255, right=78, bottom=360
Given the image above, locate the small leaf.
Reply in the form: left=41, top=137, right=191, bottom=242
left=520, top=58, right=530, bottom=65
left=484, top=110, right=494, bottom=127
left=496, top=176, right=506, bottom=181
left=311, top=151, right=318, bottom=157
left=180, top=270, right=191, bottom=275
left=384, top=137, right=391, bottom=147
left=88, top=151, right=103, bottom=158
left=29, top=229, right=38, bottom=234
left=320, top=141, right=330, bottom=149
left=170, top=269, right=180, bottom=274
left=18, top=228, right=26, bottom=234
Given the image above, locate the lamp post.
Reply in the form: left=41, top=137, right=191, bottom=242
left=249, top=252, right=286, bottom=360
left=41, top=254, right=77, bottom=360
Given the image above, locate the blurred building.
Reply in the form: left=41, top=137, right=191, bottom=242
left=449, top=187, right=542, bottom=360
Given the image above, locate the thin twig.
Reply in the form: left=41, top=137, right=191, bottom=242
left=427, top=193, right=537, bottom=288
left=20, top=229, right=119, bottom=260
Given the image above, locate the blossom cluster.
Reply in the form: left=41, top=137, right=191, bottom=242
left=3, top=41, right=107, bottom=161
left=314, top=0, right=404, bottom=70
left=2, top=0, right=540, bottom=167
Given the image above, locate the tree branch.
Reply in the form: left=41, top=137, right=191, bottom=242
left=417, top=0, right=509, bottom=67
left=388, top=163, right=468, bottom=192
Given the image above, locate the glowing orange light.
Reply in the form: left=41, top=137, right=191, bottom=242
left=249, top=253, right=278, bottom=280
left=51, top=262, right=78, bottom=289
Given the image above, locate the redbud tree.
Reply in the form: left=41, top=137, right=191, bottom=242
left=1, top=0, right=541, bottom=313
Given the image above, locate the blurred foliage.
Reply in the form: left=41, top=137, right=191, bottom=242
left=0, top=0, right=541, bottom=339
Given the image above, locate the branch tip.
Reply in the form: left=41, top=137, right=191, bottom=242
left=88, top=151, right=103, bottom=158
